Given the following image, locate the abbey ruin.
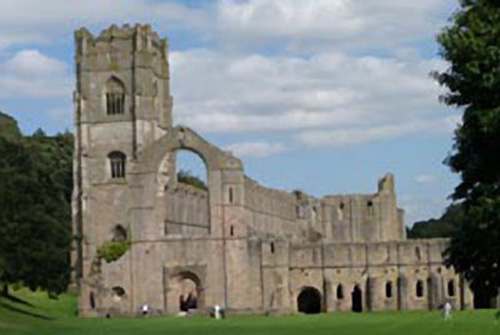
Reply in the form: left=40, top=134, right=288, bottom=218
left=72, top=24, right=474, bottom=317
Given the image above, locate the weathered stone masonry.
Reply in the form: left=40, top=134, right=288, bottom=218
left=72, top=24, right=474, bottom=317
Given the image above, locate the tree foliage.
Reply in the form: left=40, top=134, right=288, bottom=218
left=177, top=169, right=208, bottom=190
left=96, top=240, right=131, bottom=264
left=435, top=0, right=500, bottom=302
left=407, top=204, right=463, bottom=239
left=0, top=113, right=73, bottom=296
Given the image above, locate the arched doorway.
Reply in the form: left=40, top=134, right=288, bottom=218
left=168, top=271, right=203, bottom=313
left=352, top=285, right=363, bottom=312
left=297, top=287, right=322, bottom=314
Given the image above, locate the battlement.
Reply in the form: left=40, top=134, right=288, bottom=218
left=75, top=24, right=168, bottom=58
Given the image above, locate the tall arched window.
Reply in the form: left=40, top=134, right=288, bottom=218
left=385, top=281, right=393, bottom=298
left=108, top=151, right=126, bottom=179
left=336, top=284, right=344, bottom=299
left=447, top=280, right=455, bottom=297
left=416, top=280, right=424, bottom=298
left=106, top=77, right=125, bottom=115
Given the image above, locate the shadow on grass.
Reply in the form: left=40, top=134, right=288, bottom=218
left=0, top=293, right=34, bottom=307
left=0, top=302, right=54, bottom=320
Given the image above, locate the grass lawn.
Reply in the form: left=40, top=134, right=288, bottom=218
left=1, top=288, right=499, bottom=335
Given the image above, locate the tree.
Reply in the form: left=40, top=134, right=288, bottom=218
left=0, top=114, right=73, bottom=296
left=434, top=0, right=500, bottom=307
left=177, top=169, right=208, bottom=190
left=408, top=204, right=463, bottom=239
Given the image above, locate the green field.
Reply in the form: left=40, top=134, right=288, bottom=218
left=1, top=289, right=499, bottom=335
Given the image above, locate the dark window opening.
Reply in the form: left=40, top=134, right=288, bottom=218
left=447, top=280, right=455, bottom=297
left=367, top=200, right=373, bottom=207
left=416, top=280, right=424, bottom=298
left=352, top=285, right=363, bottom=312
left=297, top=287, right=322, bottom=314
left=229, top=187, right=233, bottom=204
left=385, top=281, right=393, bottom=298
left=230, top=225, right=234, bottom=236
left=90, top=292, right=96, bottom=309
left=270, top=242, right=275, bottom=254
left=336, top=285, right=344, bottom=300
left=112, top=224, right=127, bottom=241
left=108, top=151, right=126, bottom=179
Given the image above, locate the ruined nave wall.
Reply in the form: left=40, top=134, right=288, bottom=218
left=242, top=174, right=405, bottom=244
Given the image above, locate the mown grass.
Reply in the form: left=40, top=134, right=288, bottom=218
left=1, top=288, right=498, bottom=335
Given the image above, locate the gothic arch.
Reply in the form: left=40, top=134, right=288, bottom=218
left=134, top=127, right=242, bottom=177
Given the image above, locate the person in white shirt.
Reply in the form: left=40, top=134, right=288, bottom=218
left=214, top=304, right=221, bottom=319
left=443, top=301, right=452, bottom=320
left=142, top=304, right=149, bottom=316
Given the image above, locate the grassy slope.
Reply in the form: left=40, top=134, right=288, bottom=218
left=1, top=289, right=499, bottom=335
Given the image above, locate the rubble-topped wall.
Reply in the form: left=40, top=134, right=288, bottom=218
left=242, top=173, right=405, bottom=244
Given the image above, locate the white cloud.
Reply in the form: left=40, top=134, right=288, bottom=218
left=217, top=0, right=454, bottom=49
left=224, top=142, right=287, bottom=158
left=0, top=0, right=210, bottom=49
left=171, top=48, right=453, bottom=145
left=415, top=174, right=437, bottom=184
left=0, top=49, right=72, bottom=98
left=296, top=115, right=459, bottom=148
left=0, top=0, right=456, bottom=51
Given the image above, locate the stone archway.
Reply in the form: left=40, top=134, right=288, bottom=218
left=352, top=285, right=363, bottom=312
left=132, top=126, right=244, bottom=239
left=167, top=271, right=204, bottom=313
left=297, top=286, right=322, bottom=314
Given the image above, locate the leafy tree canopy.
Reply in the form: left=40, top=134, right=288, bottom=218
left=435, top=0, right=500, bottom=303
left=0, top=112, right=73, bottom=296
left=408, top=204, right=463, bottom=239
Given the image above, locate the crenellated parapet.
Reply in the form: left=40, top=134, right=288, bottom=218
left=75, top=24, right=168, bottom=60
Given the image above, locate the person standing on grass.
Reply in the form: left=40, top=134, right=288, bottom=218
left=142, top=303, right=149, bottom=317
left=443, top=301, right=452, bottom=320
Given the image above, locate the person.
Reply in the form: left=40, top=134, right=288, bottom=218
left=142, top=303, right=149, bottom=317
left=443, top=301, right=452, bottom=320
left=214, top=304, right=221, bottom=320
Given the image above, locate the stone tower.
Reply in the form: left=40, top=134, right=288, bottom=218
left=72, top=24, right=173, bottom=306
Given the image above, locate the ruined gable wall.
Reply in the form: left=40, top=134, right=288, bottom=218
left=320, top=174, right=404, bottom=243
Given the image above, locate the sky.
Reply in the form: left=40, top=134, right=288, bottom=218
left=0, top=0, right=462, bottom=225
